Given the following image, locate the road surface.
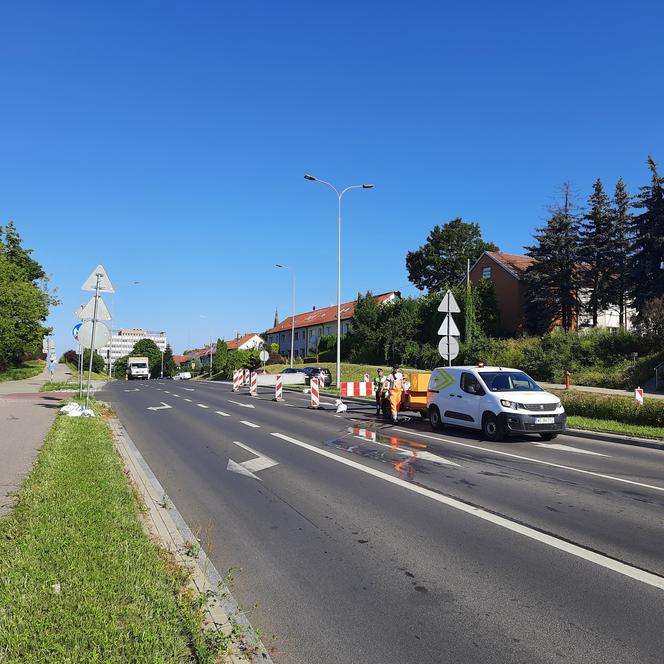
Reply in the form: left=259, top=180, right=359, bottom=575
left=103, top=379, right=664, bottom=664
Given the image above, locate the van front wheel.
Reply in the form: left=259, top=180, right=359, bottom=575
left=482, top=413, right=504, bottom=442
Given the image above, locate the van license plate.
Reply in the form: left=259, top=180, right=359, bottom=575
left=535, top=417, right=555, bottom=424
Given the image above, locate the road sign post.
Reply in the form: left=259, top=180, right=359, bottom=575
left=437, top=290, right=461, bottom=366
left=81, top=265, right=115, bottom=409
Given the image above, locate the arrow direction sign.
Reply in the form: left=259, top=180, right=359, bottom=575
left=227, top=441, right=278, bottom=480
left=437, top=289, right=461, bottom=313
left=147, top=402, right=172, bottom=411
left=437, top=315, right=460, bottom=337
left=81, top=264, right=115, bottom=293
left=79, top=295, right=112, bottom=321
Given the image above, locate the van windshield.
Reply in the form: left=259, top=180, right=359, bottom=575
left=132, top=363, right=147, bottom=369
left=479, top=371, right=542, bottom=392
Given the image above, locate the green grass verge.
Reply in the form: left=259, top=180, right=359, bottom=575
left=567, top=415, right=664, bottom=440
left=0, top=402, right=222, bottom=663
left=64, top=362, right=111, bottom=381
left=39, top=382, right=78, bottom=392
left=0, top=359, right=45, bottom=382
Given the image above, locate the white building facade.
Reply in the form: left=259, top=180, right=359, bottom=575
left=100, top=328, right=168, bottom=364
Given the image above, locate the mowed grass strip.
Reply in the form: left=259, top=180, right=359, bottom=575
left=0, top=405, right=214, bottom=663
left=0, top=359, right=44, bottom=382
left=567, top=415, right=664, bottom=441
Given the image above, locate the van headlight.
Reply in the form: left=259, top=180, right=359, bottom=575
left=500, top=399, right=520, bottom=410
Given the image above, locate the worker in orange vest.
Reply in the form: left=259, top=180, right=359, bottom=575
left=387, top=365, right=404, bottom=424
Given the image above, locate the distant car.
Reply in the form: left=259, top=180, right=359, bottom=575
left=174, top=371, right=192, bottom=380
left=303, top=366, right=333, bottom=387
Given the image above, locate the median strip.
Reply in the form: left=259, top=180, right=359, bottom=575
left=0, top=403, right=224, bottom=661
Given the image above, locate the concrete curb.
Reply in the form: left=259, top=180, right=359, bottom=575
left=107, top=413, right=273, bottom=663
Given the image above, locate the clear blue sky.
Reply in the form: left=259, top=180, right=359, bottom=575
left=1, top=1, right=662, bottom=354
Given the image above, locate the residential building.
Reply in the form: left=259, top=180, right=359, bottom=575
left=465, top=251, right=631, bottom=336
left=100, top=328, right=168, bottom=364
left=185, top=334, right=265, bottom=366
left=265, top=292, right=399, bottom=357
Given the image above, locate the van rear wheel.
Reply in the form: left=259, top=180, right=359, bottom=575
left=482, top=413, right=504, bottom=442
left=429, top=406, right=443, bottom=430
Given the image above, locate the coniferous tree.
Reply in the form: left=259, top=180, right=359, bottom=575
left=631, top=156, right=664, bottom=314
left=610, top=178, right=634, bottom=328
left=579, top=179, right=614, bottom=327
left=524, top=183, right=581, bottom=333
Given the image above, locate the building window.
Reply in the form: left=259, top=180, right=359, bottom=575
left=482, top=266, right=491, bottom=279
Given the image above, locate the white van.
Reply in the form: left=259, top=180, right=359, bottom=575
left=427, top=365, right=566, bottom=441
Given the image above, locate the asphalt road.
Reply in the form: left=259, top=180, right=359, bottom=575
left=103, top=379, right=664, bottom=664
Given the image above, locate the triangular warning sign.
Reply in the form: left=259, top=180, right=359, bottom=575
left=78, top=295, right=112, bottom=321
left=81, top=264, right=115, bottom=293
left=438, top=289, right=460, bottom=313
left=437, top=315, right=460, bottom=336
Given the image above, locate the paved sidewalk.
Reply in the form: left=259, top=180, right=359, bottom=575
left=0, top=363, right=74, bottom=517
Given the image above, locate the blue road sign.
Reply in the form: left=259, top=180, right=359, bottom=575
left=73, top=323, right=82, bottom=341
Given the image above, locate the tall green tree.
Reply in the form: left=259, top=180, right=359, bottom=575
left=212, top=338, right=228, bottom=375
left=162, top=344, right=177, bottom=377
left=347, top=292, right=382, bottom=363
left=631, top=156, right=664, bottom=314
left=524, top=183, right=581, bottom=333
left=1, top=221, right=45, bottom=282
left=406, top=218, right=498, bottom=292
left=579, top=178, right=615, bottom=326
left=610, top=177, right=634, bottom=328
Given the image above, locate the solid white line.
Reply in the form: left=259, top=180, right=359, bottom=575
left=240, top=420, right=260, bottom=428
left=393, top=428, right=664, bottom=494
left=184, top=398, right=192, bottom=402
left=270, top=432, right=664, bottom=591
left=197, top=403, right=209, bottom=409
left=215, top=410, right=230, bottom=417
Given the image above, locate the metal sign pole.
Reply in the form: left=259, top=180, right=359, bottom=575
left=78, top=343, right=84, bottom=398
left=84, top=274, right=101, bottom=409
left=447, top=297, right=451, bottom=367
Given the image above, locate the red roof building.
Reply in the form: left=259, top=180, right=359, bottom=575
left=265, top=291, right=399, bottom=358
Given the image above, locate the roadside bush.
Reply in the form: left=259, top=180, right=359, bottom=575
left=553, top=390, right=664, bottom=428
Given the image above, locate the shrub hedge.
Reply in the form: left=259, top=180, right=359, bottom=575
left=552, top=389, right=664, bottom=428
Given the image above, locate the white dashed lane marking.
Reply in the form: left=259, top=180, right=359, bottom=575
left=197, top=403, right=209, bottom=409
left=240, top=421, right=260, bottom=428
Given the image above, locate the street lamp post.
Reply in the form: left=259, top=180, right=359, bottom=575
left=160, top=349, right=164, bottom=379
left=304, top=175, right=374, bottom=388
left=276, top=264, right=296, bottom=368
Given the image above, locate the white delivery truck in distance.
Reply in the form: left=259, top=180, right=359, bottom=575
left=427, top=365, right=566, bottom=441
left=127, top=357, right=150, bottom=380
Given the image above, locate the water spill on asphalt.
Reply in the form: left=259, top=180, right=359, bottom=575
left=321, top=426, right=459, bottom=481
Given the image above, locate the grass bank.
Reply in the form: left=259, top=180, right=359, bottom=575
left=64, top=362, right=111, bottom=381
left=0, top=402, right=221, bottom=663
left=567, top=416, right=664, bottom=440
left=0, top=359, right=44, bottom=382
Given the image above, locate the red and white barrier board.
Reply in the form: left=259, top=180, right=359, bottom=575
left=250, top=371, right=258, bottom=396
left=340, top=381, right=374, bottom=398
left=274, top=374, right=283, bottom=401
left=635, top=386, right=644, bottom=405
left=232, top=369, right=242, bottom=391
left=310, top=377, right=319, bottom=409
left=244, top=368, right=250, bottom=386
